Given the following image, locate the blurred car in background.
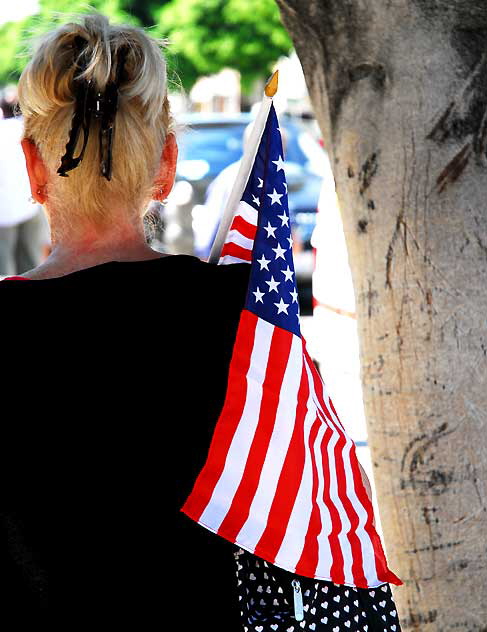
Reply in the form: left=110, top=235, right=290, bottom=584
left=158, top=112, right=328, bottom=311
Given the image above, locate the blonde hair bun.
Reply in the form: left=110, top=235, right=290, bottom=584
left=18, top=13, right=173, bottom=235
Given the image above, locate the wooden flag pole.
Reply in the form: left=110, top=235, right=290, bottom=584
left=207, top=70, right=279, bottom=264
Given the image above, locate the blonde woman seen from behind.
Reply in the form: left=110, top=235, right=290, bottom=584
left=17, top=15, right=177, bottom=279
left=1, top=13, right=250, bottom=628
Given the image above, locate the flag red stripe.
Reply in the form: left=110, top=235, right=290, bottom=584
left=304, top=347, right=346, bottom=584
left=320, top=424, right=345, bottom=584
left=220, top=241, right=252, bottom=262
left=295, top=417, right=322, bottom=576
left=306, top=351, right=350, bottom=451
left=254, top=356, right=309, bottom=561
left=330, top=417, right=367, bottom=587
left=328, top=397, right=344, bottom=428
left=217, top=326, right=293, bottom=542
left=304, top=345, right=346, bottom=432
left=230, top=215, right=258, bottom=241
left=348, top=441, right=403, bottom=585
left=181, top=310, right=259, bottom=520
left=307, top=358, right=368, bottom=587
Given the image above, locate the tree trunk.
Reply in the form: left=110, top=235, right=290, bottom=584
left=275, top=1, right=487, bottom=629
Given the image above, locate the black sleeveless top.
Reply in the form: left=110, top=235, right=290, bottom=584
left=0, top=254, right=250, bottom=628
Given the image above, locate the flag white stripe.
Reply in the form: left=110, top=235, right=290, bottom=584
left=218, top=254, right=251, bottom=265
left=233, top=200, right=258, bottom=226
left=312, top=422, right=334, bottom=580
left=323, top=414, right=354, bottom=584
left=342, top=438, right=380, bottom=585
left=236, top=333, right=303, bottom=549
left=304, top=352, right=347, bottom=435
left=273, top=381, right=317, bottom=571
left=324, top=386, right=347, bottom=433
left=304, top=359, right=355, bottom=584
left=199, top=318, right=274, bottom=530
left=225, top=228, right=254, bottom=252
left=317, top=380, right=347, bottom=434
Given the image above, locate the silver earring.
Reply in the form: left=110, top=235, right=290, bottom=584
left=28, top=195, right=36, bottom=204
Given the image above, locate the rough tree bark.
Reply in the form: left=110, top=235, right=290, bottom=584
left=275, top=1, right=487, bottom=630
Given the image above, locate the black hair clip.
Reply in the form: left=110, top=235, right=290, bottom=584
left=96, top=46, right=129, bottom=181
left=57, top=43, right=129, bottom=181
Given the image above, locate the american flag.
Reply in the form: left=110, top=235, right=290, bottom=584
left=182, top=105, right=403, bottom=589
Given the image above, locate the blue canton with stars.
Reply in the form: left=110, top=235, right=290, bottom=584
left=242, top=105, right=301, bottom=337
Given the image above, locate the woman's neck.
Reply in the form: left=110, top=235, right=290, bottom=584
left=22, top=221, right=167, bottom=280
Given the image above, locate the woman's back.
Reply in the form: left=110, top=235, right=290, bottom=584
left=5, top=14, right=251, bottom=626
left=1, top=255, right=250, bottom=627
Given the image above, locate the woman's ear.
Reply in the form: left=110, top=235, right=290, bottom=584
left=153, top=133, right=178, bottom=202
left=21, top=138, right=49, bottom=204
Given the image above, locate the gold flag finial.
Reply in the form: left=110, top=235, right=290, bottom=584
left=265, top=70, right=279, bottom=97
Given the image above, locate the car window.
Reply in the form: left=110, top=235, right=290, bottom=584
left=282, top=121, right=326, bottom=175
left=296, top=132, right=329, bottom=176
left=178, top=123, right=247, bottom=178
left=281, top=123, right=309, bottom=166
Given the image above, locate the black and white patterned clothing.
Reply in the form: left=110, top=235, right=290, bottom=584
left=235, top=548, right=402, bottom=632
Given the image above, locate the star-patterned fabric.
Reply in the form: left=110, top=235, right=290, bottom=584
left=182, top=104, right=402, bottom=590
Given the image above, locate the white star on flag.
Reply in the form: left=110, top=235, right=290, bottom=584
left=265, top=276, right=280, bottom=292
left=263, top=222, right=277, bottom=239
left=252, top=287, right=265, bottom=303
left=257, top=254, right=271, bottom=271
left=289, top=288, right=299, bottom=303
left=252, top=194, right=260, bottom=207
left=281, top=265, right=294, bottom=282
left=267, top=188, right=283, bottom=205
left=287, top=235, right=293, bottom=249
left=277, top=212, right=289, bottom=227
left=274, top=297, right=290, bottom=314
left=257, top=178, right=263, bottom=188
left=272, top=155, right=285, bottom=172
left=272, top=243, right=287, bottom=260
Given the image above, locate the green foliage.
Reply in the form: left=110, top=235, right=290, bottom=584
left=118, top=0, right=172, bottom=27
left=155, top=0, right=292, bottom=93
left=0, top=0, right=137, bottom=85
left=0, top=20, right=27, bottom=84
left=0, top=0, right=292, bottom=92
